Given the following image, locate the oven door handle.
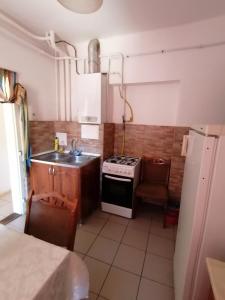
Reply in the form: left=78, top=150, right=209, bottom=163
left=104, top=175, right=132, bottom=182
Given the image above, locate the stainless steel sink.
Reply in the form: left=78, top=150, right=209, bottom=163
left=40, top=152, right=69, bottom=163
left=32, top=152, right=95, bottom=166
left=65, top=155, right=93, bottom=164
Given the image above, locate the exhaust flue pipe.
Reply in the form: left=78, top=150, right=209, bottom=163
left=88, top=39, right=100, bottom=73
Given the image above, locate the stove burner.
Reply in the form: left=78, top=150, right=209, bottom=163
left=110, top=159, right=118, bottom=163
left=106, top=155, right=139, bottom=166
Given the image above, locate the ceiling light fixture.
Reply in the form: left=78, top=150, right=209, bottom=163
left=57, top=0, right=103, bottom=14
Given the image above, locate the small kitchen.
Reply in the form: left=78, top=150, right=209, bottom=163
left=1, top=1, right=225, bottom=300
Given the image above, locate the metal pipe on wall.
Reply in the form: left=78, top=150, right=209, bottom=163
left=125, top=40, right=225, bottom=58
left=88, top=39, right=100, bottom=73
left=69, top=61, right=72, bottom=121
left=65, top=59, right=72, bottom=121
left=0, top=26, right=52, bottom=58
left=0, top=11, right=49, bottom=41
left=55, top=40, right=80, bottom=75
left=58, top=60, right=66, bottom=121
left=55, top=59, right=60, bottom=120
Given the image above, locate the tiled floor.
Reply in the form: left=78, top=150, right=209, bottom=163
left=6, top=213, right=26, bottom=232
left=75, top=204, right=176, bottom=300
left=5, top=204, right=176, bottom=300
left=0, top=192, right=13, bottom=221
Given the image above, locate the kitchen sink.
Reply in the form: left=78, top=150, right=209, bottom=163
left=65, top=155, right=93, bottom=164
left=31, top=152, right=96, bottom=167
left=43, top=152, right=68, bottom=162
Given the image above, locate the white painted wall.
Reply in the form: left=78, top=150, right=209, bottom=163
left=108, top=82, right=180, bottom=125
left=0, top=106, right=10, bottom=194
left=0, top=30, right=56, bottom=121
left=75, top=15, right=225, bottom=125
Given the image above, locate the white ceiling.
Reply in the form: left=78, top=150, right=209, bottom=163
left=1, top=0, right=225, bottom=43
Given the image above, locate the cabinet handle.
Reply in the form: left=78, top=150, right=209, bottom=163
left=52, top=167, right=55, bottom=176
left=48, top=167, right=52, bottom=175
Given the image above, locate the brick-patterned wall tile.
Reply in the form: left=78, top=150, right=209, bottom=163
left=169, top=156, right=186, bottom=200
left=124, top=124, right=145, bottom=157
left=54, top=121, right=80, bottom=137
left=173, top=127, right=189, bottom=156
left=143, top=126, right=174, bottom=159
left=103, top=123, right=115, bottom=160
left=54, top=121, right=103, bottom=155
left=114, top=124, right=124, bottom=155
left=29, top=121, right=54, bottom=154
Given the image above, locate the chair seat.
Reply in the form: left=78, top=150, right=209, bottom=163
left=136, top=183, right=168, bottom=203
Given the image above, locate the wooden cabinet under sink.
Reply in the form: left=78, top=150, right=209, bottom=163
left=30, top=158, right=100, bottom=221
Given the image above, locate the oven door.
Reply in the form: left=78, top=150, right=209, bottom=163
left=102, top=173, right=133, bottom=208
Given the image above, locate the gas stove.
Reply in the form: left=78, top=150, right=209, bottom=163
left=101, top=155, right=141, bottom=218
left=102, top=155, right=141, bottom=178
left=105, top=155, right=140, bottom=166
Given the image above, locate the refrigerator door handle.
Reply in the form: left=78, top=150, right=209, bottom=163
left=181, top=135, right=189, bottom=156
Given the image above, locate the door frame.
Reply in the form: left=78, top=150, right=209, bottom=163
left=3, top=103, right=26, bottom=214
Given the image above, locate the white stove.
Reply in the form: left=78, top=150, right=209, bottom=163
left=102, top=156, right=140, bottom=178
left=101, top=155, right=141, bottom=218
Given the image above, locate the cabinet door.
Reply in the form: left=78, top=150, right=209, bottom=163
left=52, top=166, right=80, bottom=202
left=30, top=162, right=53, bottom=193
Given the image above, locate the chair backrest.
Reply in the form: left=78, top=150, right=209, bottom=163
left=24, top=191, right=78, bottom=251
left=141, top=157, right=171, bottom=186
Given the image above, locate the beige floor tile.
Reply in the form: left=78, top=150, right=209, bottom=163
left=84, top=257, right=110, bottom=294
left=136, top=204, right=152, bottom=219
left=100, top=267, right=140, bottom=300
left=147, top=234, right=174, bottom=259
left=74, top=229, right=96, bottom=254
left=0, top=192, right=12, bottom=202
left=137, top=278, right=174, bottom=300
left=122, top=227, right=149, bottom=250
left=128, top=217, right=150, bottom=232
left=74, top=251, right=85, bottom=259
left=100, top=221, right=126, bottom=242
left=150, top=210, right=165, bottom=222
left=152, top=214, right=164, bottom=223
left=143, top=254, right=173, bottom=287
left=151, top=221, right=174, bottom=240
left=92, top=209, right=110, bottom=220
left=89, top=292, right=98, bottom=300
left=109, top=215, right=129, bottom=226
left=88, top=236, right=119, bottom=264
left=0, top=202, right=13, bottom=217
left=6, top=215, right=26, bottom=232
left=0, top=199, right=10, bottom=207
left=80, top=216, right=106, bottom=235
left=113, top=244, right=145, bottom=275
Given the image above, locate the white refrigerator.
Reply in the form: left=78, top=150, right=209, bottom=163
left=174, top=125, right=225, bottom=300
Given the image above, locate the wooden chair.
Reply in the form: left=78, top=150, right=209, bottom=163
left=135, top=158, right=171, bottom=227
left=24, top=191, right=78, bottom=251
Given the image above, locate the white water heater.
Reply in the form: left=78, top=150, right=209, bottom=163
left=72, top=73, right=107, bottom=124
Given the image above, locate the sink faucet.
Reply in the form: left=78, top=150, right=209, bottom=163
left=70, top=138, right=81, bottom=156
left=71, top=138, right=77, bottom=152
